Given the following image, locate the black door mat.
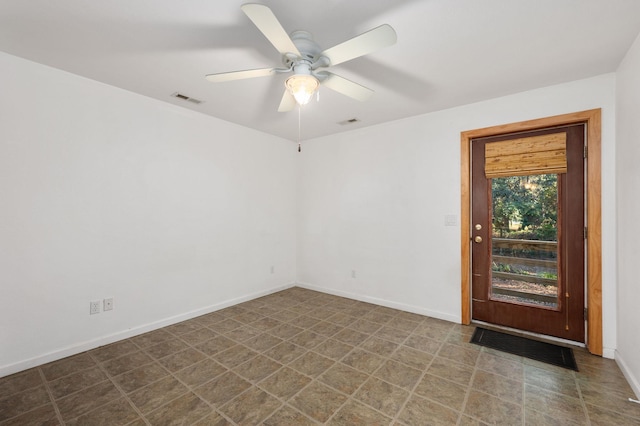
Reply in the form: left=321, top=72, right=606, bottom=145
left=470, top=327, right=578, bottom=371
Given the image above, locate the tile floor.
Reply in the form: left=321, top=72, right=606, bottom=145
left=1, top=287, right=640, bottom=425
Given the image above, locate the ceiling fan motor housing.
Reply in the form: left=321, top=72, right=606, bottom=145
left=284, top=31, right=330, bottom=79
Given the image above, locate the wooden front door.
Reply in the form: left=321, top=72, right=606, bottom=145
left=471, top=124, right=585, bottom=342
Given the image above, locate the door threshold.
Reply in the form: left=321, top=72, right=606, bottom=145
left=471, top=320, right=585, bottom=349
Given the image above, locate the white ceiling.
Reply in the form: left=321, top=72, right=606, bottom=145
left=1, top=1, right=640, bottom=141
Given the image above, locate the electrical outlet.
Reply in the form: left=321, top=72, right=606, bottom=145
left=90, top=300, right=101, bottom=315
left=270, top=265, right=275, bottom=274
left=103, top=298, right=113, bottom=311
left=351, top=270, right=356, bottom=279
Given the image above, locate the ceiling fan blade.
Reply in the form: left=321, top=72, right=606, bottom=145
left=321, top=24, right=397, bottom=66
left=241, top=3, right=301, bottom=56
left=205, top=68, right=274, bottom=83
left=321, top=72, right=374, bottom=102
left=278, top=89, right=296, bottom=112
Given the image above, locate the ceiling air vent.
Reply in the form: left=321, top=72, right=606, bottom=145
left=338, top=118, right=360, bottom=125
left=171, top=92, right=204, bottom=105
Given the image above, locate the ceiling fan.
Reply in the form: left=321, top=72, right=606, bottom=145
left=205, top=3, right=397, bottom=112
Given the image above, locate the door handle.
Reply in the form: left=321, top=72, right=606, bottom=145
left=474, top=236, right=483, bottom=243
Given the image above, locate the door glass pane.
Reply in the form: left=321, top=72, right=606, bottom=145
left=490, top=174, right=559, bottom=309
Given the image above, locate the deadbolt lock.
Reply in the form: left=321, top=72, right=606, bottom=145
left=475, top=224, right=482, bottom=230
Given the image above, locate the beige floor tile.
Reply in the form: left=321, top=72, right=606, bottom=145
left=101, top=351, right=154, bottom=377
left=524, top=383, right=587, bottom=423
left=524, top=364, right=579, bottom=399
left=472, top=369, right=523, bottom=405
left=56, top=381, right=122, bottom=421
left=0, top=369, right=43, bottom=400
left=373, top=360, right=422, bottom=391
left=333, top=328, right=369, bottom=346
left=233, top=354, right=282, bottom=382
left=193, top=372, right=251, bottom=408
left=414, top=373, right=468, bottom=411
left=212, top=344, right=259, bottom=369
left=328, top=399, right=392, bottom=425
left=349, top=319, right=383, bottom=334
left=263, top=405, right=318, bottom=426
left=157, top=347, right=206, bottom=372
left=174, top=358, right=227, bottom=388
left=289, top=351, right=335, bottom=378
left=476, top=351, right=524, bottom=380
left=269, top=323, right=305, bottom=340
left=165, top=321, right=201, bottom=336
left=374, top=326, right=412, bottom=344
left=341, top=348, right=386, bottom=375
left=398, top=394, right=459, bottom=425
left=258, top=367, right=311, bottom=400
left=0, top=385, right=51, bottom=422
left=40, top=354, right=97, bottom=382
left=219, top=387, right=281, bottom=425
left=144, top=339, right=190, bottom=360
left=314, top=339, right=354, bottom=361
left=579, top=379, right=640, bottom=420
left=3, top=287, right=638, bottom=426
left=354, top=377, right=410, bottom=417
left=145, top=392, right=211, bottom=426
left=311, top=320, right=344, bottom=337
left=248, top=317, right=282, bottom=332
left=386, top=317, right=420, bottom=333
left=178, top=327, right=218, bottom=345
left=66, top=398, right=140, bottom=426
left=428, top=357, right=474, bottom=386
left=326, top=312, right=358, bottom=327
left=319, top=363, right=369, bottom=395
left=243, top=333, right=283, bottom=352
left=263, top=341, right=307, bottom=364
left=208, top=318, right=243, bottom=334
left=48, top=367, right=108, bottom=399
left=585, top=403, right=640, bottom=426
left=414, top=324, right=451, bottom=341
left=128, top=376, right=188, bottom=414
left=390, top=345, right=433, bottom=370
left=404, top=334, right=442, bottom=354
left=437, top=342, right=480, bottom=367
left=290, top=381, right=348, bottom=423
left=524, top=406, right=583, bottom=425
left=195, top=335, right=236, bottom=356
left=192, top=411, right=232, bottom=426
left=289, top=330, right=327, bottom=349
left=464, top=389, right=522, bottom=425
left=112, top=362, right=169, bottom=393
left=360, top=336, right=399, bottom=357
left=131, top=330, right=173, bottom=349
left=362, top=311, right=394, bottom=325
left=0, top=403, right=60, bottom=426
left=90, top=340, right=139, bottom=363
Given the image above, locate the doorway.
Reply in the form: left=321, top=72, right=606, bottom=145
left=460, top=109, right=602, bottom=354
left=471, top=125, right=585, bottom=342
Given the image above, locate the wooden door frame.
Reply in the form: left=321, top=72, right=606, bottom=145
left=460, top=109, right=602, bottom=355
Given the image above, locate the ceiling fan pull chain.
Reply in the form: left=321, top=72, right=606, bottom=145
left=298, top=105, right=302, bottom=152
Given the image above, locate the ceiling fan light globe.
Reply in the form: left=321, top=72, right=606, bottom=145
left=285, top=74, right=319, bottom=106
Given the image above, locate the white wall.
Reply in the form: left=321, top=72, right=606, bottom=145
left=297, top=74, right=617, bottom=355
left=0, top=52, right=297, bottom=376
left=616, top=33, right=640, bottom=398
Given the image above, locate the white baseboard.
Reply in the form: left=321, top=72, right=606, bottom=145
left=602, top=347, right=616, bottom=359
left=0, top=282, right=295, bottom=378
left=615, top=350, right=640, bottom=400
left=296, top=281, right=460, bottom=324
